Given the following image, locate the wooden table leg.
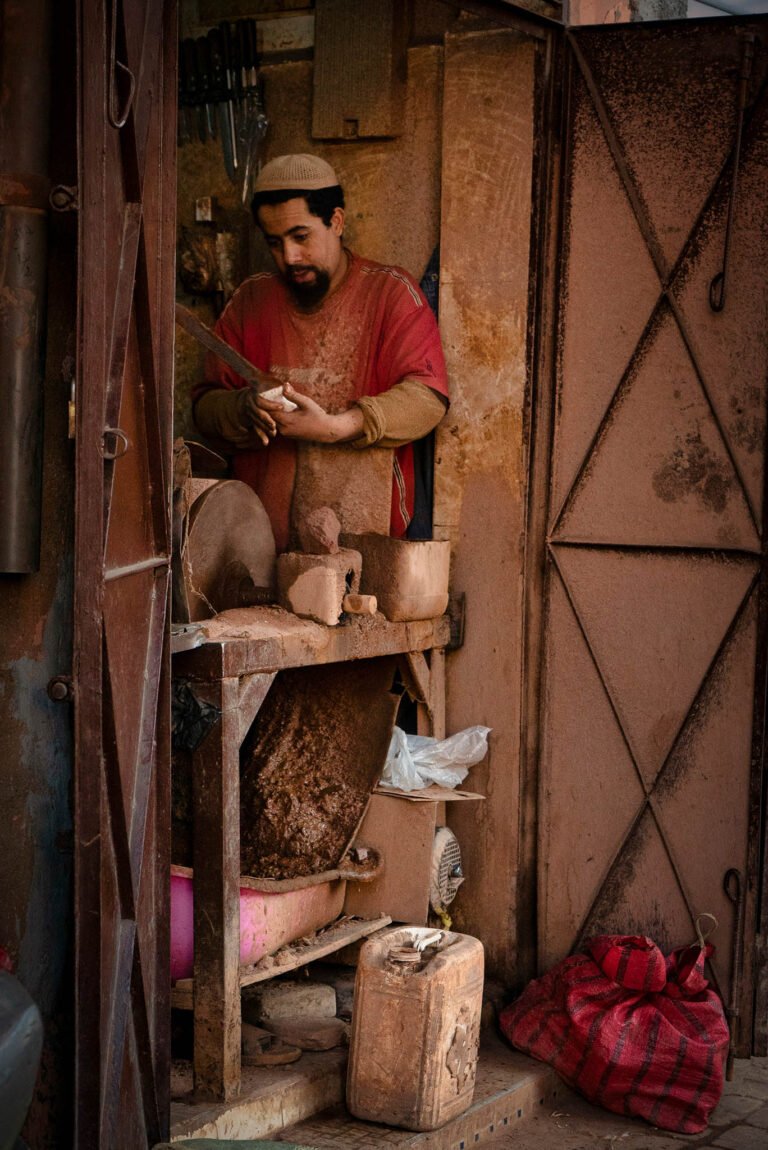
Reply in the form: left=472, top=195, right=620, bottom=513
left=405, top=647, right=447, bottom=739
left=429, top=647, right=446, bottom=740
left=191, top=675, right=241, bottom=1100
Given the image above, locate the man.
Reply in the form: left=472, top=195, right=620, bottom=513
left=193, top=153, right=449, bottom=551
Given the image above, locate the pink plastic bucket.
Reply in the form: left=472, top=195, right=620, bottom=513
left=170, top=865, right=346, bottom=982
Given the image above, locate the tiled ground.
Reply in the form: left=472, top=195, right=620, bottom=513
left=484, top=1056, right=768, bottom=1149
left=275, top=1035, right=563, bottom=1148
left=276, top=1051, right=768, bottom=1150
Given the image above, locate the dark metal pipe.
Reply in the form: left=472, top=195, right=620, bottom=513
left=0, top=1, right=52, bottom=573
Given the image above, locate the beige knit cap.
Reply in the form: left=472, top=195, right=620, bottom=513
left=253, top=153, right=340, bottom=192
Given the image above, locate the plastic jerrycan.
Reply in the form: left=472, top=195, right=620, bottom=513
left=347, top=925, right=484, bottom=1131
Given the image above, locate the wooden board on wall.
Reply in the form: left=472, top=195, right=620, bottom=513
left=312, top=0, right=409, bottom=139
left=436, top=26, right=539, bottom=982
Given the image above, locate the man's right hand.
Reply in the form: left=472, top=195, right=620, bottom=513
left=237, top=381, right=288, bottom=446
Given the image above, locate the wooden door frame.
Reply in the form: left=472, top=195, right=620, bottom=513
left=73, top=1, right=177, bottom=1143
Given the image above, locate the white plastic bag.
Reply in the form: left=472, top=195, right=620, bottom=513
left=381, top=725, right=491, bottom=791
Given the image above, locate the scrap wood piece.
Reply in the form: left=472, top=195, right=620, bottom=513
left=242, top=1040, right=302, bottom=1067
left=170, top=915, right=392, bottom=1008
left=262, top=1015, right=348, bottom=1051
left=239, top=914, right=392, bottom=987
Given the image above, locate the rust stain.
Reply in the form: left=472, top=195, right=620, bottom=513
left=729, top=383, right=763, bottom=455
left=655, top=660, right=725, bottom=802
left=582, top=814, right=673, bottom=953
left=652, top=430, right=732, bottom=513
left=656, top=591, right=752, bottom=801
left=0, top=175, right=30, bottom=200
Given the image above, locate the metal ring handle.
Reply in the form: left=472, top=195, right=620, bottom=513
left=102, top=428, right=130, bottom=460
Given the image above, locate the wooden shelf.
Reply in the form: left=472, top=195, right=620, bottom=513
left=173, top=606, right=450, bottom=678
left=171, top=915, right=391, bottom=1011
left=171, top=606, right=449, bottom=1102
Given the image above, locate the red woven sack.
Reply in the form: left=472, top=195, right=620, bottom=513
left=500, top=934, right=729, bottom=1134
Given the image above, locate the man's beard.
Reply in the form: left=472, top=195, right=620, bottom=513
left=285, top=266, right=331, bottom=307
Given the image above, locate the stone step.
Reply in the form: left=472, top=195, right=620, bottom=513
left=168, top=1033, right=562, bottom=1146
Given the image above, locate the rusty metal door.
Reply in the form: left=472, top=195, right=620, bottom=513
left=74, top=1, right=177, bottom=1144
left=537, top=18, right=768, bottom=1054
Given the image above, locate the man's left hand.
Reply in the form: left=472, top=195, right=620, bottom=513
left=274, top=383, right=364, bottom=444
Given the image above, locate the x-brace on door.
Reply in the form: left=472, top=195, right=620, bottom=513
left=537, top=16, right=768, bottom=1056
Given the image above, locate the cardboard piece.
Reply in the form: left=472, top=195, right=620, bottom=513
left=343, top=787, right=484, bottom=925
left=375, top=784, right=485, bottom=803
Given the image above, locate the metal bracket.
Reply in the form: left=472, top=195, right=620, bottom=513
left=447, top=592, right=466, bottom=651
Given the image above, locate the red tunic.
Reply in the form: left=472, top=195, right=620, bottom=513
left=196, top=250, right=448, bottom=550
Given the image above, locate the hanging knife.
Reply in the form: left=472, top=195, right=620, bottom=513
left=208, top=27, right=236, bottom=183
left=220, top=22, right=240, bottom=173
left=238, top=19, right=268, bottom=207
left=178, top=39, right=191, bottom=145
left=196, top=35, right=217, bottom=141
left=182, top=38, right=206, bottom=143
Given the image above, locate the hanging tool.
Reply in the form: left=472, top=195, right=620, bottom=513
left=723, top=867, right=746, bottom=1080
left=174, top=302, right=274, bottom=390
left=208, top=28, right=236, bottom=182
left=196, top=35, right=217, bottom=141
left=178, top=38, right=192, bottom=144
left=709, top=33, right=756, bottom=313
left=220, top=22, right=240, bottom=176
left=181, top=38, right=206, bottom=143
left=237, top=18, right=269, bottom=207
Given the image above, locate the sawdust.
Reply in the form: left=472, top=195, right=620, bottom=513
left=239, top=658, right=399, bottom=878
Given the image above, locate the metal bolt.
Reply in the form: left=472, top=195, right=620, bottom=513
left=47, top=676, right=73, bottom=702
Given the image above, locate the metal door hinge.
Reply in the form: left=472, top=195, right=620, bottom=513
left=447, top=592, right=466, bottom=651
left=61, top=353, right=76, bottom=439
left=68, top=379, right=76, bottom=439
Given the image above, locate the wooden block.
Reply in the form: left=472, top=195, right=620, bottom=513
left=276, top=549, right=362, bottom=626
left=342, top=593, right=377, bottom=616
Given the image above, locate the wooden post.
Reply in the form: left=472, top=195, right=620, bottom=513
left=191, top=676, right=242, bottom=1100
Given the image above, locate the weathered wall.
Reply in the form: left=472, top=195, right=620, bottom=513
left=436, top=26, right=537, bottom=979
left=0, top=4, right=77, bottom=1140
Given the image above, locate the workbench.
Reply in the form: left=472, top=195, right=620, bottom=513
left=172, top=605, right=450, bottom=1101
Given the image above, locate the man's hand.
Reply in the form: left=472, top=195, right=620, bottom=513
left=273, top=383, right=365, bottom=443
left=237, top=379, right=288, bottom=446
